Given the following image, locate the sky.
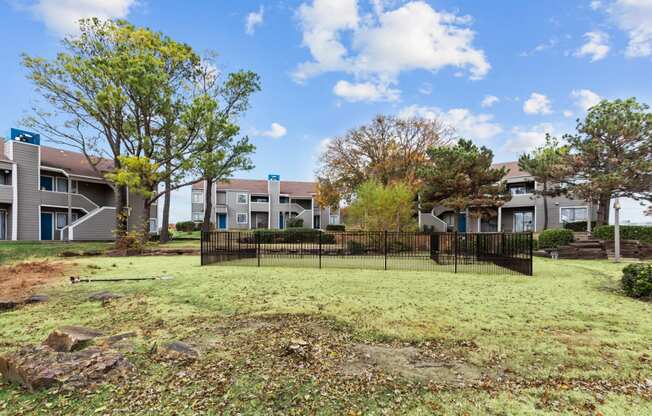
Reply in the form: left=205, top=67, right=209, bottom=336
left=0, top=0, right=651, bottom=223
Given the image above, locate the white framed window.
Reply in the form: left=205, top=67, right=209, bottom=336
left=329, top=214, right=339, bottom=225
left=149, top=218, right=158, bottom=233
left=71, top=180, right=78, bottom=193
left=56, top=212, right=68, bottom=229
left=236, top=213, right=248, bottom=224
left=237, top=193, right=248, bottom=204
left=561, top=207, right=588, bottom=223
left=192, top=191, right=203, bottom=203
left=40, top=175, right=54, bottom=191
left=192, top=212, right=203, bottom=221
left=56, top=177, right=68, bottom=193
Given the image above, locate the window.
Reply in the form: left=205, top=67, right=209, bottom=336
left=40, top=176, right=54, bottom=191
left=56, top=212, right=68, bottom=229
left=508, top=182, right=534, bottom=195
left=0, top=171, right=9, bottom=185
left=56, top=177, right=68, bottom=193
left=71, top=180, right=78, bottom=193
left=561, top=207, right=587, bottom=223
left=237, top=193, right=248, bottom=204
left=279, top=196, right=289, bottom=204
left=192, top=191, right=203, bottom=203
left=72, top=212, right=79, bottom=223
left=192, top=212, right=203, bottom=221
left=510, top=186, right=528, bottom=195
left=514, top=211, right=534, bottom=232
left=251, top=195, right=269, bottom=203
left=236, top=213, right=248, bottom=224
left=329, top=214, right=339, bottom=225
left=0, top=210, right=6, bottom=240
left=442, top=214, right=455, bottom=226
left=149, top=218, right=158, bottom=233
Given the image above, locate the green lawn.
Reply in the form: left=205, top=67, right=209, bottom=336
left=1, top=257, right=651, bottom=415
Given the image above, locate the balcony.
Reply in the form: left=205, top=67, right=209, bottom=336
left=39, top=191, right=104, bottom=213
left=250, top=201, right=269, bottom=212
left=0, top=185, right=13, bottom=204
left=503, top=193, right=536, bottom=208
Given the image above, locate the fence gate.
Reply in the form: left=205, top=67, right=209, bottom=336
left=201, top=230, right=533, bottom=276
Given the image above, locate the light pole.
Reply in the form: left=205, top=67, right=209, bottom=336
left=613, top=198, right=621, bottom=262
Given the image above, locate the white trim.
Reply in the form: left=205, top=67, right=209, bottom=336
left=248, top=194, right=252, bottom=230
left=534, top=205, right=537, bottom=232
left=497, top=207, right=502, bottom=232
left=11, top=163, right=17, bottom=240
left=40, top=204, right=89, bottom=214
left=40, top=166, right=69, bottom=178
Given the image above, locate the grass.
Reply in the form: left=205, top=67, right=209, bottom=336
left=0, top=256, right=651, bottom=414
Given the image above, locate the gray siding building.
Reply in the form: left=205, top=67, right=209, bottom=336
left=0, top=130, right=158, bottom=241
left=419, top=161, right=598, bottom=233
left=191, top=176, right=340, bottom=230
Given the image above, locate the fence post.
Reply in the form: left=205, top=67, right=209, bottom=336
left=319, top=231, right=322, bottom=269
left=384, top=230, right=388, bottom=271
left=529, top=232, right=533, bottom=276
left=257, top=231, right=261, bottom=267
left=200, top=230, right=204, bottom=266
left=454, top=231, right=458, bottom=273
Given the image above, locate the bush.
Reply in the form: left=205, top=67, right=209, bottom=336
left=538, top=228, right=574, bottom=249
left=594, top=225, right=652, bottom=244
left=347, top=240, right=366, bottom=255
left=326, top=224, right=345, bottom=232
left=176, top=221, right=196, bottom=232
left=251, top=228, right=336, bottom=244
left=622, top=263, right=652, bottom=298
left=287, top=217, right=304, bottom=228
left=563, top=221, right=596, bottom=232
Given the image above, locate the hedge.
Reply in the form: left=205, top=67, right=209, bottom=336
left=622, top=263, right=652, bottom=298
left=250, top=228, right=336, bottom=244
left=287, top=217, right=304, bottom=228
left=326, top=224, right=345, bottom=232
left=563, top=221, right=596, bottom=232
left=594, top=225, right=652, bottom=244
left=538, top=228, right=574, bottom=249
left=176, top=221, right=197, bottom=232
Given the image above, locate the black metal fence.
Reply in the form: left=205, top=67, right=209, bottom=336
left=201, top=230, right=533, bottom=276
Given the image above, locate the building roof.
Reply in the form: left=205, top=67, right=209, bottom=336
left=1, top=139, right=113, bottom=178
left=193, top=178, right=318, bottom=197
left=492, top=161, right=529, bottom=179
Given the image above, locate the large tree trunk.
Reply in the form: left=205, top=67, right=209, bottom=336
left=159, top=177, right=172, bottom=243
left=115, top=184, right=129, bottom=239
left=203, top=178, right=213, bottom=232
left=140, top=197, right=153, bottom=245
left=597, top=195, right=611, bottom=226
left=542, top=181, right=549, bottom=230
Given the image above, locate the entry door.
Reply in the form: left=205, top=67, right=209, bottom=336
left=0, top=210, right=6, bottom=240
left=313, top=215, right=321, bottom=230
left=217, top=213, right=227, bottom=230
left=41, top=212, right=54, bottom=240
left=458, top=214, right=467, bottom=232
left=279, top=213, right=285, bottom=229
left=514, top=211, right=534, bottom=232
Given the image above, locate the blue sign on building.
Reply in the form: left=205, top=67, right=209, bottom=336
left=268, top=174, right=280, bottom=181
left=11, top=128, right=40, bottom=145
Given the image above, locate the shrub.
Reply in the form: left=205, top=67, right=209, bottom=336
left=538, top=228, right=574, bottom=249
left=594, top=225, right=652, bottom=244
left=326, top=224, right=345, bottom=232
left=347, top=240, right=366, bottom=255
left=563, top=221, right=596, bottom=232
left=622, top=263, right=652, bottom=298
left=176, top=221, right=195, bottom=232
left=287, top=217, right=304, bottom=228
left=251, top=228, right=336, bottom=244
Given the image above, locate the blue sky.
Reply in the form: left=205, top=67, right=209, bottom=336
left=1, top=0, right=651, bottom=222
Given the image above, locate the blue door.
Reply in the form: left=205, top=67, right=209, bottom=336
left=217, top=214, right=227, bottom=230
left=41, top=212, right=53, bottom=240
left=279, top=213, right=285, bottom=229
left=458, top=214, right=467, bottom=232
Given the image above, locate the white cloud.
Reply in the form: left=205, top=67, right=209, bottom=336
left=481, top=95, right=499, bottom=108
left=29, top=0, right=136, bottom=35
left=607, top=0, right=652, bottom=58
left=333, top=80, right=400, bottom=102
left=523, top=92, right=552, bottom=115
left=591, top=1, right=603, bottom=10
left=418, top=82, right=432, bottom=95
left=576, top=31, right=610, bottom=61
left=502, top=123, right=556, bottom=154
left=520, top=38, right=559, bottom=57
left=399, top=105, right=503, bottom=142
left=571, top=89, right=602, bottom=111
left=245, top=6, right=264, bottom=35
left=294, top=0, right=490, bottom=98
left=563, top=110, right=574, bottom=118
left=256, top=122, right=288, bottom=139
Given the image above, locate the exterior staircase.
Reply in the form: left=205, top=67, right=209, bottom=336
left=557, top=239, right=607, bottom=260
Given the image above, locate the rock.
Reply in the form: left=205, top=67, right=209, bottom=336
left=0, top=301, right=18, bottom=311
left=59, top=251, right=81, bottom=258
left=82, top=250, right=103, bottom=257
left=0, top=345, right=131, bottom=391
left=159, top=275, right=175, bottom=280
left=157, top=341, right=199, bottom=361
left=26, top=294, right=49, bottom=304
left=44, top=326, right=103, bottom=352
left=105, top=332, right=137, bottom=345
left=88, top=292, right=123, bottom=302
left=285, top=339, right=312, bottom=360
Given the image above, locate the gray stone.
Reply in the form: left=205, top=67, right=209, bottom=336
left=0, top=345, right=131, bottom=391
left=44, top=326, right=103, bottom=352
left=0, top=301, right=18, bottom=311
left=158, top=341, right=199, bottom=360
left=26, top=295, right=49, bottom=304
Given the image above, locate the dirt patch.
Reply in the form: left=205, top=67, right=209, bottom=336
left=344, top=344, right=482, bottom=385
left=0, top=261, right=70, bottom=302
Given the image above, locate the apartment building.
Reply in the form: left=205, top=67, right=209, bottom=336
left=0, top=129, right=158, bottom=241
left=419, top=161, right=597, bottom=233
left=191, top=175, right=340, bottom=230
